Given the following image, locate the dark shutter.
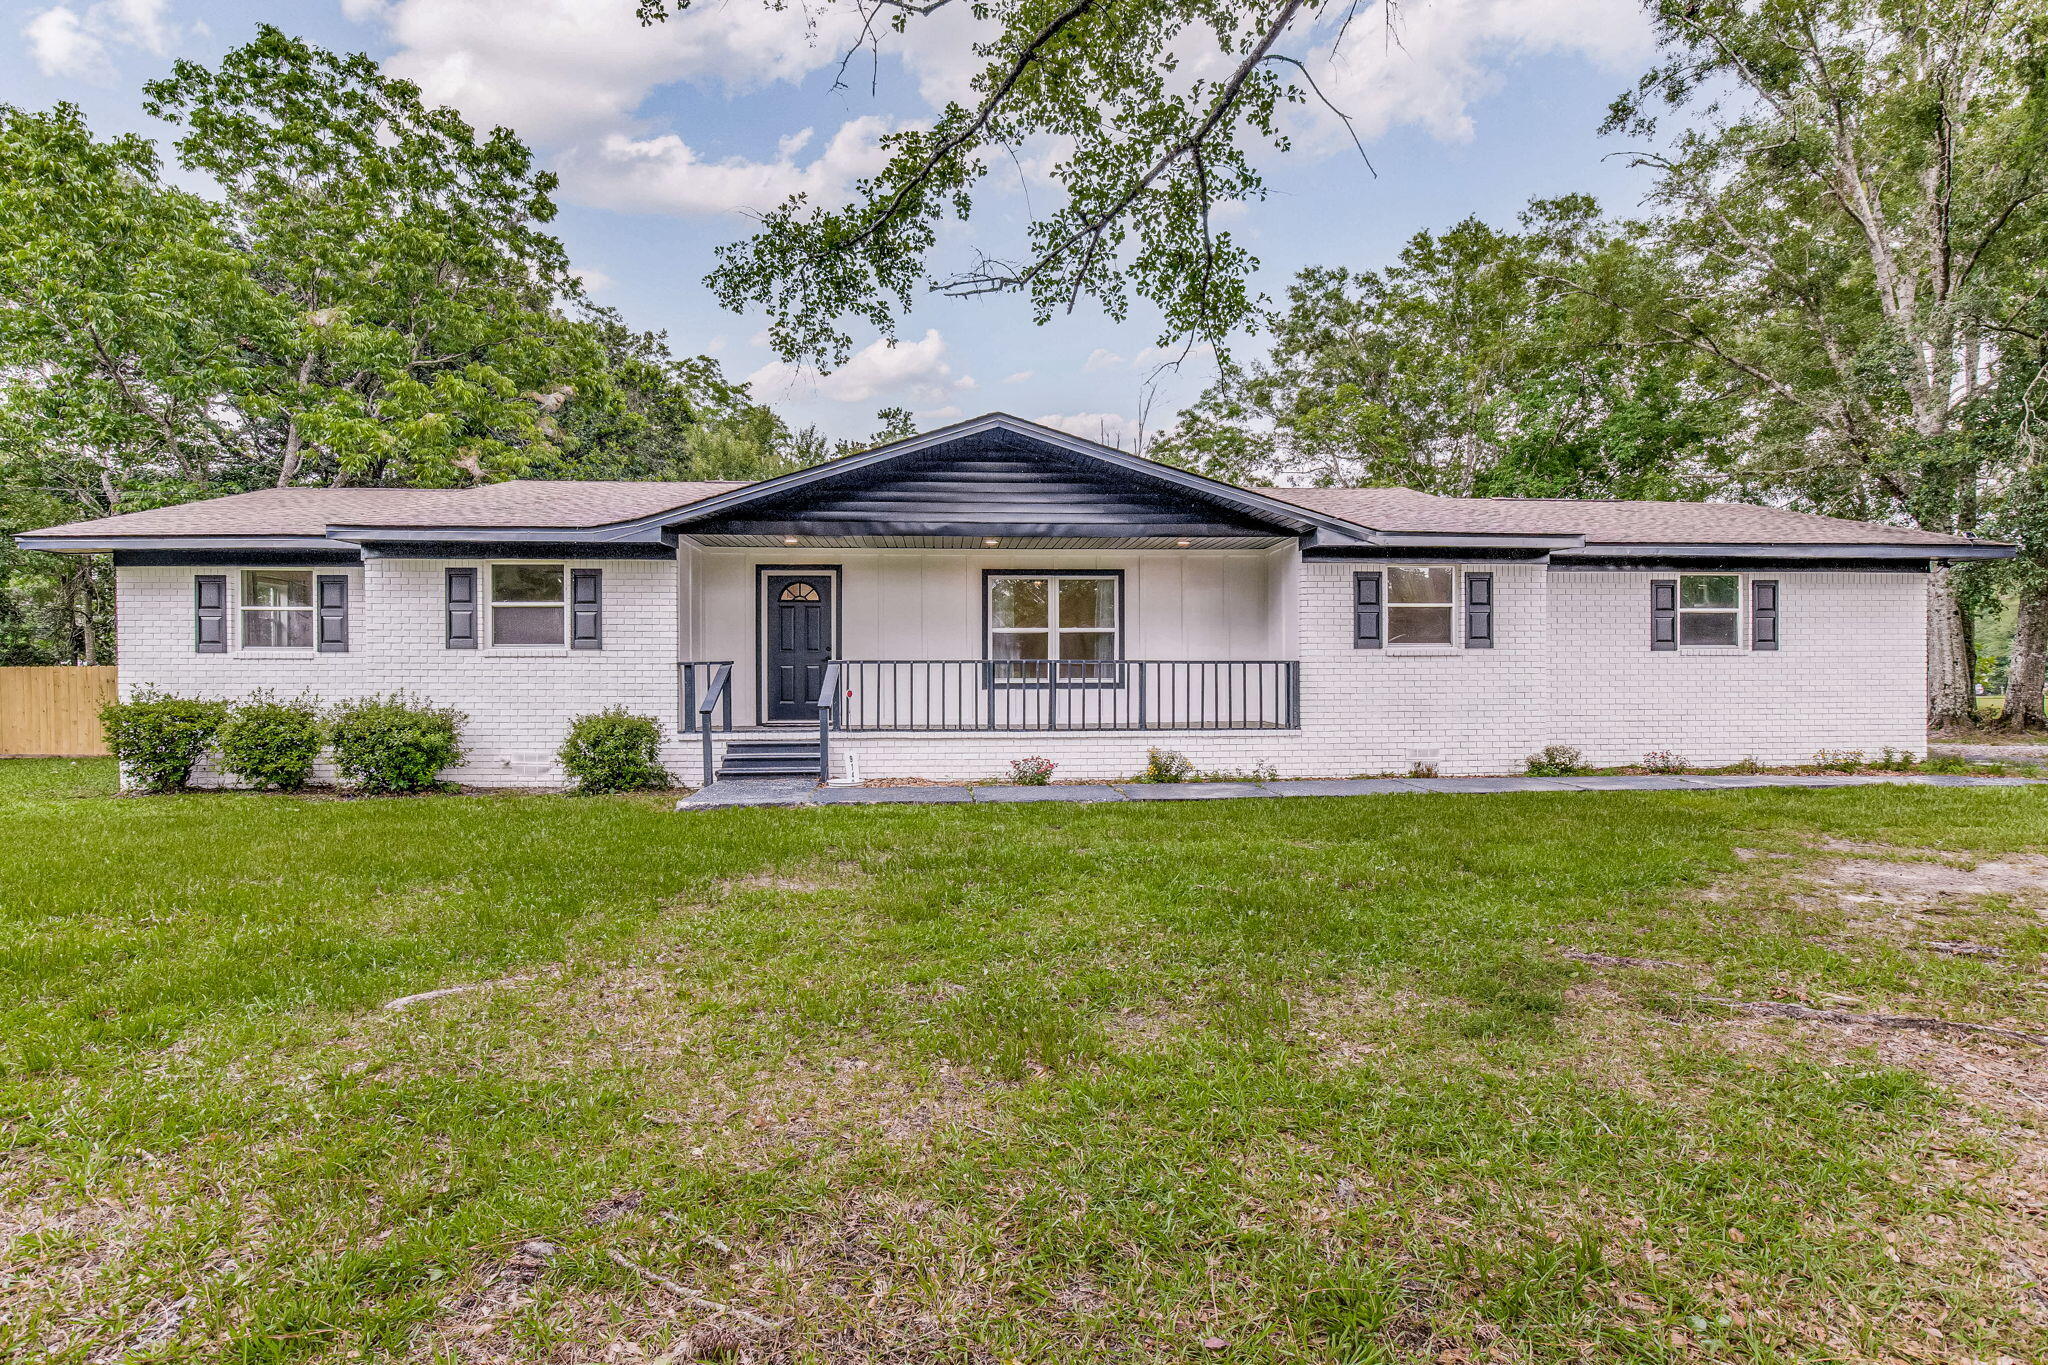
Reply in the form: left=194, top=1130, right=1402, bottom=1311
left=1650, top=579, right=1678, bottom=651
left=316, top=574, right=349, bottom=653
left=1353, top=571, right=1383, bottom=649
left=445, top=567, right=478, bottom=649
left=1464, top=572, right=1494, bottom=649
left=570, top=568, right=602, bottom=650
left=195, top=575, right=227, bottom=653
left=1751, top=578, right=1779, bottom=650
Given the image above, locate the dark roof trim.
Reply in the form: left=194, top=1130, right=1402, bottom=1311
left=1562, top=541, right=2013, bottom=561
left=327, top=524, right=669, bottom=545
left=16, top=533, right=342, bottom=554
left=593, top=413, right=1378, bottom=546
left=354, top=540, right=675, bottom=560
left=1365, top=531, right=1585, bottom=550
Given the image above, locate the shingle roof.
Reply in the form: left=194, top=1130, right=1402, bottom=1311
left=18, top=462, right=1984, bottom=549
left=1257, top=486, right=1980, bottom=547
left=24, top=480, right=747, bottom=540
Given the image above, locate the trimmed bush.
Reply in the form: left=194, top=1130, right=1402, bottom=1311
left=1641, top=750, right=1691, bottom=774
left=215, top=692, right=326, bottom=791
left=1007, top=756, right=1056, bottom=786
left=328, top=694, right=466, bottom=794
left=1524, top=744, right=1584, bottom=777
left=100, top=689, right=230, bottom=793
left=559, top=708, right=671, bottom=794
left=1138, top=747, right=1194, bottom=783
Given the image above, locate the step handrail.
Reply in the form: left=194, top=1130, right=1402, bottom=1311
left=697, top=662, right=732, bottom=788
left=815, top=661, right=843, bottom=784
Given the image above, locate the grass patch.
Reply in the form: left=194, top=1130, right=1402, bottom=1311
left=3, top=759, right=2046, bottom=1361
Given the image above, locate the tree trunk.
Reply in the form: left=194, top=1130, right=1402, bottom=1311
left=1926, top=563, right=1979, bottom=730
left=1995, top=581, right=2048, bottom=731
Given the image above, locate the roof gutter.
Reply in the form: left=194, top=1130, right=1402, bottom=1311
left=1559, top=541, right=2015, bottom=561
left=13, top=533, right=342, bottom=554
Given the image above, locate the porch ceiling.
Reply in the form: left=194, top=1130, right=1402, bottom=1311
left=683, top=533, right=1292, bottom=550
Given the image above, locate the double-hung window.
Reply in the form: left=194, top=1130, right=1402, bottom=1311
left=490, top=563, right=567, bottom=646
left=1386, top=566, right=1456, bottom=646
left=987, top=573, right=1119, bottom=681
left=240, top=570, right=314, bottom=648
left=1678, top=574, right=1740, bottom=645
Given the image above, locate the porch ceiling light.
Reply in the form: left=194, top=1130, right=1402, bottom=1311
left=1176, top=538, right=1191, bottom=547
left=782, top=535, right=800, bottom=545
left=982, top=537, right=999, bottom=546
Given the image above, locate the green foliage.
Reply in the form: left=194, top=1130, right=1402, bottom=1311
left=1640, top=750, right=1691, bottom=774
left=1814, top=749, right=1868, bottom=773
left=668, top=1, right=1305, bottom=366
left=214, top=692, right=326, bottom=791
left=1524, top=744, right=1585, bottom=777
left=328, top=694, right=466, bottom=794
left=1137, top=747, right=1194, bottom=783
left=1006, top=756, right=1057, bottom=786
left=99, top=689, right=230, bottom=793
left=558, top=708, right=671, bottom=794
left=1150, top=202, right=1739, bottom=495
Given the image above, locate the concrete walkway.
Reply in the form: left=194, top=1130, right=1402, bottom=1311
left=677, top=770, right=2043, bottom=810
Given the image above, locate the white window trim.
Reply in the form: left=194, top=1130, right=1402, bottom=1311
left=237, top=568, right=317, bottom=654
left=985, top=572, right=1123, bottom=664
left=485, top=560, right=571, bottom=652
left=1676, top=572, right=1744, bottom=651
left=1384, top=564, right=1461, bottom=653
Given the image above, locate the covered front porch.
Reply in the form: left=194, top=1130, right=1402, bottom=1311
left=649, top=416, right=1346, bottom=784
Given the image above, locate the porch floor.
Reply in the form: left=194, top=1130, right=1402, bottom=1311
left=676, top=771, right=2043, bottom=810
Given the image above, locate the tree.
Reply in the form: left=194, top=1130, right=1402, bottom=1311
left=1600, top=0, right=2048, bottom=728
left=639, top=0, right=1381, bottom=367
left=142, top=27, right=611, bottom=489
left=1150, top=201, right=1740, bottom=496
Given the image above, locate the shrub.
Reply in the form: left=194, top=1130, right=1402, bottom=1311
left=1727, top=755, right=1765, bottom=774
left=1641, top=750, right=1691, bottom=774
left=1920, top=754, right=1972, bottom=775
left=1814, top=748, right=1866, bottom=772
left=1408, top=761, right=1440, bottom=778
left=328, top=693, right=466, bottom=794
left=1874, top=746, right=1918, bottom=772
left=559, top=708, right=671, bottom=794
left=1524, top=744, right=1584, bottom=777
left=215, top=692, right=326, bottom=791
left=1007, top=755, right=1056, bottom=786
left=100, top=689, right=230, bottom=793
left=1138, top=747, right=1194, bottom=783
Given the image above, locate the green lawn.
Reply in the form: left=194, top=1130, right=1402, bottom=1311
left=4, top=759, right=2046, bottom=1363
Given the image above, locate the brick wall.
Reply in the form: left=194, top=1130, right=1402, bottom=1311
left=116, top=558, right=685, bottom=787
left=115, top=555, right=1930, bottom=787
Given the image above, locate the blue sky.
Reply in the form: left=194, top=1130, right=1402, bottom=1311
left=6, top=0, right=1667, bottom=445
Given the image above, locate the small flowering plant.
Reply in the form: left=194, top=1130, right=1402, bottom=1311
left=1007, top=755, right=1057, bottom=786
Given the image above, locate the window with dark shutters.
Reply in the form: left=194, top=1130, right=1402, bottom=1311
left=445, top=567, right=478, bottom=648
left=570, top=568, right=602, bottom=650
left=316, top=575, right=349, bottom=653
left=1751, top=579, right=1779, bottom=650
left=1464, top=572, right=1494, bottom=648
left=1353, top=571, right=1383, bottom=649
left=195, top=575, right=227, bottom=653
left=1650, top=579, right=1678, bottom=651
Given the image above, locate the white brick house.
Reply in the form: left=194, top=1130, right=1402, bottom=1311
left=20, top=413, right=2010, bottom=787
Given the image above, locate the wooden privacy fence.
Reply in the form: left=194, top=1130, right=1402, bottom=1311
left=0, top=667, right=118, bottom=756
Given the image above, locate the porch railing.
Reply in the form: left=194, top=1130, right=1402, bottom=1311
left=678, top=661, right=734, bottom=734
left=824, top=659, right=1299, bottom=733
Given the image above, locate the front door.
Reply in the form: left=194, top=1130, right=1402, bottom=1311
left=762, top=573, right=834, bottom=723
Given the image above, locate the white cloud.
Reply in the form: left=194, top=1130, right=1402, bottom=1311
left=1082, top=348, right=1126, bottom=373
left=568, top=262, right=612, bottom=294
left=347, top=0, right=868, bottom=144
left=1002, top=370, right=1034, bottom=384
left=557, top=115, right=903, bottom=217
left=22, top=0, right=175, bottom=82
left=748, top=329, right=975, bottom=406
left=912, top=405, right=963, bottom=425
left=1291, top=0, right=1653, bottom=150
left=1035, top=411, right=1144, bottom=449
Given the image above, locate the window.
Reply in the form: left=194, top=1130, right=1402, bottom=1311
left=987, top=573, right=1119, bottom=680
left=490, top=563, right=566, bottom=646
left=1679, top=574, right=1740, bottom=646
left=1386, top=566, right=1455, bottom=646
left=240, top=570, right=314, bottom=648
